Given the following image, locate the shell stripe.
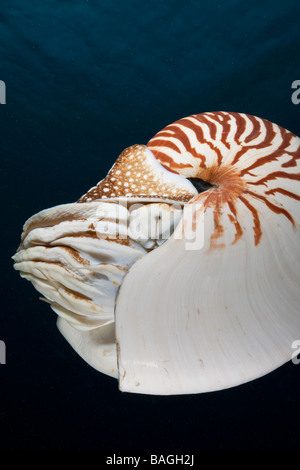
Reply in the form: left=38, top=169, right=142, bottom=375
left=147, top=111, right=300, bottom=247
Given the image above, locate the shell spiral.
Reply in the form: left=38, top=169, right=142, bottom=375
left=13, top=111, right=300, bottom=395
left=147, top=111, right=300, bottom=248
left=116, top=112, right=300, bottom=394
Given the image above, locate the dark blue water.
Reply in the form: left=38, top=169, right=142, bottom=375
left=1, top=0, right=300, bottom=450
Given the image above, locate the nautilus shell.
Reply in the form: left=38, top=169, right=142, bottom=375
left=13, top=112, right=300, bottom=395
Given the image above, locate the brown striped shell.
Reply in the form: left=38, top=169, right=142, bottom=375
left=13, top=111, right=300, bottom=394
left=147, top=111, right=300, bottom=248
left=79, top=112, right=299, bottom=250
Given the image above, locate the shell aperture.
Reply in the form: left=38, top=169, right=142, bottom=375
left=13, top=112, right=300, bottom=394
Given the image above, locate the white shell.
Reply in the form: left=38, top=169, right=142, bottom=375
left=13, top=112, right=300, bottom=395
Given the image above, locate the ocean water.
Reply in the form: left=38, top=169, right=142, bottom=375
left=1, top=0, right=300, bottom=450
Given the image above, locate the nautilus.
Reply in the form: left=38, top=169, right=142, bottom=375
left=13, top=112, right=300, bottom=395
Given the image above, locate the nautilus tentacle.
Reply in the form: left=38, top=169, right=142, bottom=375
left=13, top=112, right=300, bottom=395
left=13, top=148, right=194, bottom=377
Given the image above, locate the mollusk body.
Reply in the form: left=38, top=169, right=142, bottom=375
left=13, top=112, right=300, bottom=395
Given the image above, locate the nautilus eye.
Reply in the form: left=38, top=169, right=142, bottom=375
left=13, top=112, right=300, bottom=395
